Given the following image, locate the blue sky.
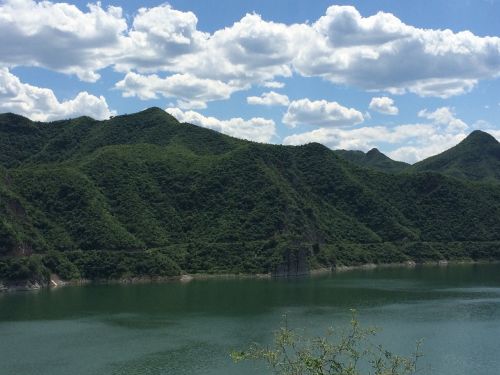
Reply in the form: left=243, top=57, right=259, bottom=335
left=2, top=0, right=500, bottom=162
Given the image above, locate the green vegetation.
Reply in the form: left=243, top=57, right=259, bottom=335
left=0, top=255, right=49, bottom=283
left=232, top=312, right=422, bottom=375
left=1, top=108, right=500, bottom=284
left=336, top=131, right=500, bottom=183
left=334, top=148, right=409, bottom=173
left=409, top=130, right=500, bottom=182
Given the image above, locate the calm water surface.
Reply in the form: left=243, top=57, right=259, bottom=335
left=1, top=264, right=500, bottom=374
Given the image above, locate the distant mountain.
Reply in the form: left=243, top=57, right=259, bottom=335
left=1, top=109, right=500, bottom=282
left=410, top=130, right=500, bottom=182
left=335, top=148, right=409, bottom=173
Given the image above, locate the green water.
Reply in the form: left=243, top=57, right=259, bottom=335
left=1, top=264, right=500, bottom=374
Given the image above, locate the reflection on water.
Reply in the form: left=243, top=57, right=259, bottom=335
left=1, top=263, right=500, bottom=375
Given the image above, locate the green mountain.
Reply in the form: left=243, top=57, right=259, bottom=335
left=334, top=148, right=409, bottom=173
left=2, top=108, right=500, bottom=283
left=410, top=130, right=500, bottom=182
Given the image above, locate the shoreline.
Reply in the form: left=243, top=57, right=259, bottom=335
left=1, top=259, right=497, bottom=293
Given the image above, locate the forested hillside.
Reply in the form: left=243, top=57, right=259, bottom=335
left=409, top=130, right=500, bottom=182
left=2, top=108, right=500, bottom=284
left=334, top=148, right=409, bottom=173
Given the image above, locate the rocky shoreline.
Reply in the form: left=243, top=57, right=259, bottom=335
left=0, top=259, right=494, bottom=293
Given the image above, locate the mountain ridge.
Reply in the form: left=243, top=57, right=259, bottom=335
left=1, top=108, right=500, bottom=283
left=3, top=109, right=498, bottom=176
left=334, top=148, right=409, bottom=173
left=410, top=129, right=500, bottom=182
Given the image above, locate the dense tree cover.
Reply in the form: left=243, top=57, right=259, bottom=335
left=0, top=255, right=49, bottom=283
left=334, top=148, right=409, bottom=173
left=335, top=131, right=500, bottom=183
left=1, top=108, right=500, bottom=283
left=409, top=130, right=500, bottom=182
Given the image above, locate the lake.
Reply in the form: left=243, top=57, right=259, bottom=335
left=1, top=263, right=500, bottom=374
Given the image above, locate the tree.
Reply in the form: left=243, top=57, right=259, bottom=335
left=232, top=311, right=423, bottom=375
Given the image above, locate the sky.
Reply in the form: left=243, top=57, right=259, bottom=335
left=2, top=0, right=500, bottom=163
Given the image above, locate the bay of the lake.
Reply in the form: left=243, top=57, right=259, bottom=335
left=1, top=263, right=500, bottom=374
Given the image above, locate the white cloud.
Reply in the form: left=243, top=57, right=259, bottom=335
left=472, top=119, right=492, bottom=129
left=130, top=5, right=500, bottom=98
left=401, top=79, right=476, bottom=98
left=315, top=6, right=412, bottom=47
left=284, top=124, right=429, bottom=152
left=262, top=81, right=285, bottom=88
left=0, top=0, right=127, bottom=82
left=369, top=96, right=398, bottom=115
left=2, top=2, right=500, bottom=99
left=388, top=133, right=467, bottom=163
left=247, top=91, right=289, bottom=106
left=283, top=105, right=471, bottom=163
left=115, top=72, right=242, bottom=109
left=294, top=6, right=500, bottom=98
left=282, top=99, right=364, bottom=128
left=283, top=122, right=468, bottom=163
left=116, top=4, right=208, bottom=74
left=0, top=68, right=114, bottom=121
left=418, top=107, right=468, bottom=131
left=163, top=13, right=304, bottom=90
left=166, top=107, right=276, bottom=143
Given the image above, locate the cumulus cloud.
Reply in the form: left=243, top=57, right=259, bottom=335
left=283, top=123, right=467, bottom=163
left=282, top=99, right=364, bottom=128
left=294, top=6, right=500, bottom=98
left=369, top=96, right=398, bottom=115
left=418, top=107, right=468, bottom=131
left=2, top=2, right=500, bottom=99
left=315, top=6, right=411, bottom=47
left=388, top=108, right=469, bottom=161
left=116, top=4, right=208, bottom=73
left=387, top=134, right=467, bottom=163
left=284, top=124, right=428, bottom=152
left=247, top=91, right=289, bottom=106
left=0, top=0, right=127, bottom=82
left=283, top=106, right=470, bottom=163
left=125, top=5, right=500, bottom=98
left=262, top=81, right=285, bottom=88
left=115, top=72, right=241, bottom=109
left=166, top=107, right=276, bottom=143
left=0, top=68, right=114, bottom=121
left=159, top=13, right=304, bottom=90
left=192, top=13, right=298, bottom=82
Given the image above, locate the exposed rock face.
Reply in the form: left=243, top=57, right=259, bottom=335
left=272, top=247, right=310, bottom=278
left=0, top=280, right=43, bottom=292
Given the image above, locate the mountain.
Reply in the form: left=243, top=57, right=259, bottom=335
left=2, top=108, right=500, bottom=283
left=334, top=148, right=409, bottom=173
left=410, top=130, right=500, bottom=182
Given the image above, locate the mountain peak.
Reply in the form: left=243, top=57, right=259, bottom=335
left=137, top=107, right=175, bottom=119
left=334, top=147, right=408, bottom=173
left=111, top=107, right=179, bottom=124
left=140, top=107, right=166, bottom=115
left=0, top=112, right=32, bottom=123
left=462, top=130, right=498, bottom=146
left=0, top=112, right=36, bottom=131
left=411, top=129, right=500, bottom=181
left=366, top=148, right=382, bottom=156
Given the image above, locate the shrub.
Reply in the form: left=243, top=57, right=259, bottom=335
left=232, top=311, right=423, bottom=375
